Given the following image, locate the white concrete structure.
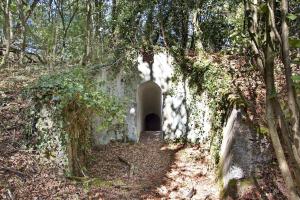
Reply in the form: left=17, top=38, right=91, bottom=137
left=93, top=52, right=211, bottom=144
left=137, top=81, right=162, bottom=133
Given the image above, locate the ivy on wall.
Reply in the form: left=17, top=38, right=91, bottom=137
left=25, top=67, right=125, bottom=176
left=187, top=55, right=233, bottom=166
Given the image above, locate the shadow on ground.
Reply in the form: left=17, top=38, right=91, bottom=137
left=86, top=132, right=184, bottom=199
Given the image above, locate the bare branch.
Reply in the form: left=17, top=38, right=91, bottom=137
left=267, top=2, right=282, bottom=45
left=0, top=166, right=29, bottom=180
left=25, top=0, right=39, bottom=21
left=65, top=0, right=79, bottom=34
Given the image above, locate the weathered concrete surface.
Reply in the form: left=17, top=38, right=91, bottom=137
left=219, top=106, right=272, bottom=198
left=35, top=105, right=68, bottom=172
left=92, top=52, right=212, bottom=145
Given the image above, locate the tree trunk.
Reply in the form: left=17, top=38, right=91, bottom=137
left=191, top=3, right=203, bottom=52
left=17, top=0, right=26, bottom=65
left=245, top=0, right=265, bottom=74
left=50, top=24, right=58, bottom=69
left=81, top=0, right=92, bottom=65
left=280, top=0, right=300, bottom=161
left=0, top=0, right=12, bottom=68
left=265, top=0, right=300, bottom=186
left=246, top=0, right=300, bottom=196
left=264, top=32, right=299, bottom=200
left=266, top=100, right=299, bottom=200
left=111, top=0, right=117, bottom=37
left=265, top=1, right=299, bottom=198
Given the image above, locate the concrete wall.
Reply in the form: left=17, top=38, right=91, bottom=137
left=219, top=106, right=272, bottom=198
left=92, top=52, right=212, bottom=145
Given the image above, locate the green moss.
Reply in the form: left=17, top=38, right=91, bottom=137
left=82, top=178, right=125, bottom=191
left=258, top=126, right=269, bottom=135
left=220, top=178, right=255, bottom=199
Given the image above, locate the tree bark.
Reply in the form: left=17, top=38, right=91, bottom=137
left=280, top=0, right=300, bottom=162
left=56, top=0, right=78, bottom=63
left=0, top=0, right=12, bottom=68
left=245, top=0, right=265, bottom=74
left=265, top=1, right=299, bottom=198
left=246, top=0, right=300, bottom=197
left=266, top=0, right=300, bottom=186
left=81, top=0, right=92, bottom=65
left=17, top=0, right=26, bottom=65
left=191, top=4, right=203, bottom=52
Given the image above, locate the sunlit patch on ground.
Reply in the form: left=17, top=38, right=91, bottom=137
left=156, top=145, right=219, bottom=200
left=87, top=132, right=219, bottom=199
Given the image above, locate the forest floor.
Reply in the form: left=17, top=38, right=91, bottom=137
left=0, top=66, right=288, bottom=199
left=0, top=66, right=219, bottom=199
left=86, top=132, right=219, bottom=199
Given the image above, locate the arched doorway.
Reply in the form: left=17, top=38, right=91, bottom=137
left=145, top=113, right=161, bottom=131
left=137, top=81, right=162, bottom=135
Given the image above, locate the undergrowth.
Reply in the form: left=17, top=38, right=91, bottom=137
left=24, top=66, right=125, bottom=176
left=187, top=54, right=240, bottom=166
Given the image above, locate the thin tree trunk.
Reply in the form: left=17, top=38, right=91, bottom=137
left=111, top=0, right=117, bottom=37
left=246, top=0, right=300, bottom=196
left=0, top=0, right=11, bottom=68
left=264, top=29, right=298, bottom=200
left=266, top=100, right=299, bottom=200
left=81, top=0, right=92, bottom=65
left=90, top=2, right=95, bottom=62
left=247, top=0, right=300, bottom=172
left=265, top=0, right=300, bottom=186
left=265, top=1, right=299, bottom=198
left=280, top=0, right=300, bottom=161
left=245, top=0, right=265, bottom=74
left=50, top=24, right=58, bottom=69
left=191, top=2, right=203, bottom=52
left=17, top=0, right=26, bottom=65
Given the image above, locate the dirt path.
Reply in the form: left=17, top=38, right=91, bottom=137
left=87, top=132, right=219, bottom=199
left=0, top=68, right=218, bottom=200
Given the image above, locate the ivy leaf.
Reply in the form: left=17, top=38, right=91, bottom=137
left=289, top=38, right=300, bottom=48
left=10, top=3, right=17, bottom=13
left=292, top=59, right=300, bottom=65
left=292, top=75, right=300, bottom=81
left=259, top=3, right=268, bottom=14
left=287, top=13, right=298, bottom=21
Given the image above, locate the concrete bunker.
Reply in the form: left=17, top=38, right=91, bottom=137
left=137, top=81, right=162, bottom=134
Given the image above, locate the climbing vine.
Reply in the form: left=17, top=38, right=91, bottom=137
left=25, top=67, right=125, bottom=175
left=188, top=55, right=233, bottom=165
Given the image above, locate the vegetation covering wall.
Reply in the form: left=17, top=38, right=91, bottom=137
left=26, top=67, right=125, bottom=176
left=1, top=0, right=300, bottom=197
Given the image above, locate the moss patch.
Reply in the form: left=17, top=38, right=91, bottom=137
left=220, top=178, right=255, bottom=199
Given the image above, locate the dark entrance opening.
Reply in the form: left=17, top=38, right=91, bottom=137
left=145, top=113, right=161, bottom=131
left=137, top=81, right=162, bottom=134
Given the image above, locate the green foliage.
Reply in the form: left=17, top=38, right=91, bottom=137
left=292, top=75, right=300, bottom=93
left=29, top=67, right=125, bottom=128
left=287, top=13, right=298, bottom=21
left=199, top=1, right=234, bottom=52
left=227, top=3, right=248, bottom=53
left=289, top=38, right=300, bottom=48
left=25, top=67, right=125, bottom=174
left=188, top=56, right=232, bottom=165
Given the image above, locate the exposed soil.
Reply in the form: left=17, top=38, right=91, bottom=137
left=86, top=132, right=219, bottom=200
left=0, top=67, right=220, bottom=200
left=0, top=66, right=288, bottom=200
